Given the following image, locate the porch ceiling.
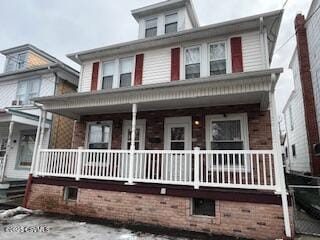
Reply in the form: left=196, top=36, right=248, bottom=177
left=34, top=69, right=282, bottom=120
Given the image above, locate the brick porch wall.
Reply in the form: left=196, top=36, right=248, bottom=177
left=71, top=104, right=272, bottom=150
left=27, top=183, right=289, bottom=240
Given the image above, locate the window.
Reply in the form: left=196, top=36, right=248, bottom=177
left=145, top=18, right=158, bottom=38
left=292, top=144, right=296, bottom=157
left=64, top=187, right=78, bottom=201
left=170, top=127, right=185, bottom=150
left=5, top=52, right=27, bottom=72
left=18, top=131, right=36, bottom=167
left=210, top=120, right=243, bottom=150
left=285, top=147, right=288, bottom=158
left=185, top=47, right=200, bottom=79
left=16, top=79, right=41, bottom=104
left=209, top=42, right=227, bottom=75
left=87, top=122, right=112, bottom=149
left=102, top=61, right=114, bottom=89
left=165, top=13, right=178, bottom=34
left=192, top=198, right=215, bottom=217
left=289, top=106, right=294, bottom=130
left=0, top=138, right=7, bottom=157
left=119, top=58, right=133, bottom=88
left=122, top=120, right=146, bottom=150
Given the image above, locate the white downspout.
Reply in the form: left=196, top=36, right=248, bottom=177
left=269, top=75, right=292, bottom=237
left=0, top=121, right=14, bottom=182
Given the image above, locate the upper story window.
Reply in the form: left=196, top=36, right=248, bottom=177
left=145, top=18, right=158, bottom=38
left=185, top=46, right=200, bottom=79
left=165, top=13, right=178, bottom=34
left=209, top=42, right=227, bottom=75
left=102, top=61, right=115, bottom=89
left=16, top=79, right=41, bottom=104
left=119, top=58, right=133, bottom=88
left=5, top=52, right=28, bottom=72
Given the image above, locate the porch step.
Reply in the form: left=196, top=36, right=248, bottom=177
left=0, top=180, right=26, bottom=203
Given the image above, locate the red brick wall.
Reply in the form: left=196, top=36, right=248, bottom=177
left=71, top=104, right=272, bottom=150
left=295, top=14, right=320, bottom=176
left=28, top=184, right=291, bottom=240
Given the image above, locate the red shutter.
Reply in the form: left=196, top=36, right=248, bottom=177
left=91, top=62, right=99, bottom=91
left=230, top=37, right=243, bottom=73
left=134, top=54, right=144, bottom=85
left=171, top=48, right=180, bottom=81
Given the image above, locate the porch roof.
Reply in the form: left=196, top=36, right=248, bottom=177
left=33, top=68, right=282, bottom=120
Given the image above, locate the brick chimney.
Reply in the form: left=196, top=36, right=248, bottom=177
left=295, top=14, right=320, bottom=176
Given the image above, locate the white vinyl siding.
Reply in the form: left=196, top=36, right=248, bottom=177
left=284, top=51, right=310, bottom=173
left=242, top=31, right=264, bottom=72
left=79, top=61, right=95, bottom=92
left=143, top=48, right=171, bottom=85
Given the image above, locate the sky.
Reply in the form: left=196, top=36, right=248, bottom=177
left=0, top=0, right=313, bottom=118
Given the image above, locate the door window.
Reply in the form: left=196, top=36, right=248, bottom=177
left=170, top=127, right=185, bottom=150
left=18, top=131, right=36, bottom=167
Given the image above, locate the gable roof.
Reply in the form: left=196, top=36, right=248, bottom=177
left=68, top=9, right=283, bottom=65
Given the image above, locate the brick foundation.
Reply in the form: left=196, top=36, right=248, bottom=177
left=28, top=183, right=290, bottom=240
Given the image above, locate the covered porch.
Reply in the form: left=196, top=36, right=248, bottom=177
left=31, top=69, right=285, bottom=192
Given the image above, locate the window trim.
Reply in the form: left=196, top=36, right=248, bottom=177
left=64, top=186, right=79, bottom=202
left=208, top=41, right=230, bottom=76
left=85, top=121, right=113, bottom=149
left=16, top=78, right=41, bottom=105
left=16, top=130, right=37, bottom=169
left=145, top=17, right=158, bottom=38
left=101, top=60, right=115, bottom=90
left=205, top=113, right=249, bottom=151
left=121, top=119, right=146, bottom=150
left=5, top=51, right=29, bottom=72
left=165, top=12, right=178, bottom=34
left=184, top=45, right=201, bottom=80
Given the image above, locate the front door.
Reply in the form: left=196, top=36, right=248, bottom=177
left=164, top=117, right=192, bottom=181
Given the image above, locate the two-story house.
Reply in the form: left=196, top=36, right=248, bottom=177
left=0, top=44, right=78, bottom=202
left=25, top=1, right=292, bottom=239
left=283, top=0, right=320, bottom=177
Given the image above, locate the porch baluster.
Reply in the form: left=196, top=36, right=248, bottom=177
left=75, top=147, right=83, bottom=180
left=193, top=147, right=200, bottom=189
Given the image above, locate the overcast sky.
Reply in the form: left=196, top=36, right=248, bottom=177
left=0, top=0, right=313, bottom=117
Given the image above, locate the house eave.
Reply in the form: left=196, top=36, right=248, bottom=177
left=67, top=10, right=283, bottom=64
left=33, top=68, right=282, bottom=120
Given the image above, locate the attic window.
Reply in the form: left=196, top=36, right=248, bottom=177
left=165, top=13, right=178, bottom=34
left=145, top=18, right=157, bottom=38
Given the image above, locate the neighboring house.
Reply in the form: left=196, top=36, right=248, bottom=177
left=25, top=1, right=292, bottom=239
left=282, top=0, right=320, bottom=177
left=0, top=44, right=79, bottom=201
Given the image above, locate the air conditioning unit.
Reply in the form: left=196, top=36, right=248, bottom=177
left=11, top=100, right=22, bottom=106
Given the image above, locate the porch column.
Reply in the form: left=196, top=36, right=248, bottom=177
left=269, top=87, right=291, bottom=237
left=0, top=121, right=14, bottom=182
left=30, top=110, right=43, bottom=174
left=127, top=103, right=137, bottom=185
left=34, top=110, right=47, bottom=177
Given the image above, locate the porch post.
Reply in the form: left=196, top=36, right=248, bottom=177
left=30, top=110, right=43, bottom=174
left=0, top=121, right=14, bottom=182
left=269, top=88, right=291, bottom=237
left=34, top=110, right=47, bottom=177
left=127, top=103, right=137, bottom=185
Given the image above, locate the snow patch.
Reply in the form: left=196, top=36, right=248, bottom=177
left=0, top=207, right=40, bottom=220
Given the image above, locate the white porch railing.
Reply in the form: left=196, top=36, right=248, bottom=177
left=35, top=149, right=278, bottom=191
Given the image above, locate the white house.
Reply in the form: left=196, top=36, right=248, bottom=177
left=25, top=1, right=292, bottom=239
left=0, top=44, right=78, bottom=201
left=282, top=0, right=320, bottom=176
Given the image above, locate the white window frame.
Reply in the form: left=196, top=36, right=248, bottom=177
left=184, top=45, right=201, bottom=80
left=121, top=119, right=146, bottom=150
left=208, top=41, right=230, bottom=76
left=205, top=113, right=249, bottom=151
left=145, top=17, right=158, bottom=38
left=165, top=12, right=178, bottom=34
left=85, top=121, right=113, bottom=149
left=101, top=60, right=115, bottom=90
left=119, top=57, right=134, bottom=88
left=5, top=51, right=28, bottom=72
left=164, top=116, right=192, bottom=150
left=16, top=78, right=41, bottom=105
